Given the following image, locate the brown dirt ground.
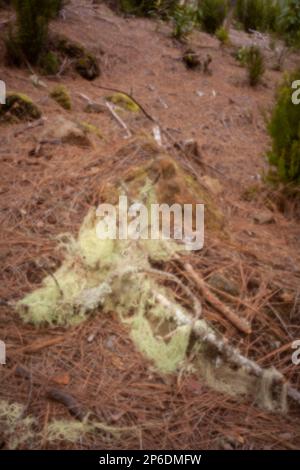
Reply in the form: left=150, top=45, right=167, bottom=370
left=1, top=1, right=300, bottom=450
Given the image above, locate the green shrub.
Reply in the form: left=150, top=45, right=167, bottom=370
left=236, top=0, right=281, bottom=32
left=198, top=0, right=227, bottom=34
left=267, top=70, right=300, bottom=183
left=245, top=45, right=265, bottom=86
left=0, top=93, right=41, bottom=122
left=172, top=4, right=196, bottom=41
left=234, top=46, right=249, bottom=65
left=278, top=0, right=300, bottom=47
left=50, top=85, right=71, bottom=110
left=216, top=26, right=230, bottom=44
left=119, top=0, right=178, bottom=17
left=39, top=51, right=60, bottom=75
left=6, top=0, right=64, bottom=65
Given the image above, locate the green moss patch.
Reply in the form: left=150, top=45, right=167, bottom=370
left=50, top=85, right=72, bottom=110
left=0, top=93, right=41, bottom=123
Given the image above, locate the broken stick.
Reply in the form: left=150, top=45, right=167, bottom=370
left=183, top=262, right=251, bottom=335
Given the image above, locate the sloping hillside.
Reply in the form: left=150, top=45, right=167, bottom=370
left=1, top=1, right=300, bottom=450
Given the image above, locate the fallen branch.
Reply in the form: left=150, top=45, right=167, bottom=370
left=183, top=262, right=251, bottom=335
left=46, top=388, right=86, bottom=421
left=105, top=100, right=132, bottom=138
left=13, top=118, right=46, bottom=137
left=156, top=290, right=300, bottom=408
left=12, top=336, right=65, bottom=355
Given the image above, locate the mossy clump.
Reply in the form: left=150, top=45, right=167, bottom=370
left=39, top=51, right=60, bottom=75
left=50, top=85, right=72, bottom=110
left=182, top=49, right=201, bottom=70
left=80, top=121, right=102, bottom=140
left=0, top=399, right=37, bottom=449
left=51, top=35, right=100, bottom=80
left=75, top=54, right=100, bottom=81
left=0, top=93, right=41, bottom=123
left=107, top=92, right=140, bottom=112
left=52, top=35, right=85, bottom=58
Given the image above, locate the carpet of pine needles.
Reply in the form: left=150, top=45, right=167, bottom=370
left=1, top=135, right=300, bottom=450
left=1, top=0, right=300, bottom=450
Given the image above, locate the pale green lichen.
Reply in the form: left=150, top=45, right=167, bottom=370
left=46, top=419, right=94, bottom=443
left=16, top=153, right=220, bottom=375
left=0, top=400, right=37, bottom=450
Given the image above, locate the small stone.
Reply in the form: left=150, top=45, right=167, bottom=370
left=87, top=334, right=95, bottom=343
left=253, top=210, right=274, bottom=225
left=208, top=273, right=240, bottom=297
left=84, top=102, right=106, bottom=114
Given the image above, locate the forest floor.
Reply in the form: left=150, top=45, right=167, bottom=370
left=1, top=1, right=300, bottom=450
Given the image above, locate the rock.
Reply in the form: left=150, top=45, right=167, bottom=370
left=50, top=85, right=72, bottom=110
left=253, top=210, right=274, bottom=225
left=30, top=74, right=47, bottom=89
left=0, top=93, right=41, bottom=123
left=84, top=102, right=106, bottom=114
left=41, top=117, right=92, bottom=147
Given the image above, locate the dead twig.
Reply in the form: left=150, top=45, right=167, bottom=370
left=183, top=261, right=252, bottom=335
left=46, top=388, right=86, bottom=421
left=12, top=336, right=65, bottom=356
left=105, top=100, right=132, bottom=138
left=13, top=118, right=46, bottom=138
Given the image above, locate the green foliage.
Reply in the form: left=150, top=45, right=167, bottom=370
left=53, top=35, right=100, bottom=80
left=198, top=0, right=227, bottom=34
left=267, top=70, right=300, bottom=183
left=216, top=26, right=230, bottom=44
left=236, top=0, right=281, bottom=32
left=50, top=85, right=72, bottom=110
left=182, top=48, right=201, bottom=69
left=0, top=93, right=41, bottom=122
left=39, top=51, right=60, bottom=75
left=6, top=0, right=64, bottom=65
left=119, top=0, right=178, bottom=17
left=49, top=0, right=64, bottom=18
left=234, top=46, right=250, bottom=67
left=75, top=54, right=100, bottom=81
left=245, top=45, right=265, bottom=86
left=172, top=4, right=196, bottom=41
left=278, top=0, right=300, bottom=47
